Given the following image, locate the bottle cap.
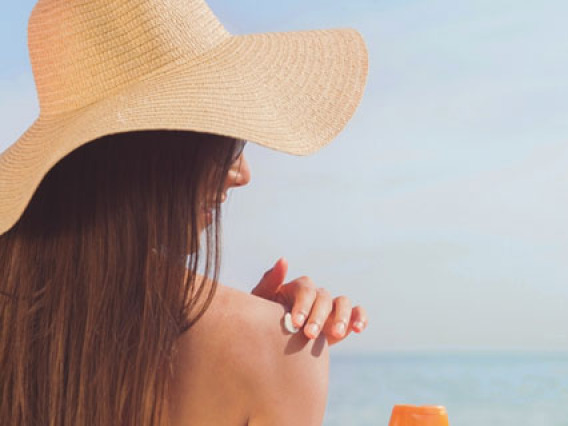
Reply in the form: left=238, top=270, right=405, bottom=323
left=388, top=405, right=449, bottom=426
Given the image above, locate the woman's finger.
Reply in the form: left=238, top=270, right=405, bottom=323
left=284, top=277, right=317, bottom=328
left=304, top=287, right=333, bottom=339
left=251, top=257, right=288, bottom=300
left=329, top=296, right=353, bottom=339
left=350, top=305, right=368, bottom=333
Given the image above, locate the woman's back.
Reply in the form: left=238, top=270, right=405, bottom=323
left=168, top=284, right=329, bottom=426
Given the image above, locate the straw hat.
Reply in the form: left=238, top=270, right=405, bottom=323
left=0, top=0, right=369, bottom=236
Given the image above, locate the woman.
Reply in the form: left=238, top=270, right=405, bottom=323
left=0, top=0, right=369, bottom=425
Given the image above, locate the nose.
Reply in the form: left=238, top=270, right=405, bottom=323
left=226, top=154, right=251, bottom=189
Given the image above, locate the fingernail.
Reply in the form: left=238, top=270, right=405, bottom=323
left=306, top=323, right=320, bottom=338
left=294, top=313, right=306, bottom=327
left=334, top=322, right=346, bottom=336
left=353, top=321, right=364, bottom=331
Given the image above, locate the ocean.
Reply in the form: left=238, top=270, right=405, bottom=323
left=325, top=353, right=568, bottom=426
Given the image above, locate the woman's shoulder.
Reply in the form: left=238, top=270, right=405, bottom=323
left=168, top=284, right=329, bottom=426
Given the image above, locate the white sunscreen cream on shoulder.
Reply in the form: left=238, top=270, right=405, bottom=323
left=283, top=312, right=299, bottom=334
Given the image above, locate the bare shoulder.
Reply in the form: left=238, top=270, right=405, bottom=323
left=169, top=285, right=329, bottom=426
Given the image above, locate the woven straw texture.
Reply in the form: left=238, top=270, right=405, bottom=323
left=0, top=0, right=369, bottom=236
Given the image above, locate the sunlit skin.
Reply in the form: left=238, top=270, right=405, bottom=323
left=203, top=148, right=368, bottom=344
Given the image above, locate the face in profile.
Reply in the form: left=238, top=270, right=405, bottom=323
left=199, top=142, right=251, bottom=231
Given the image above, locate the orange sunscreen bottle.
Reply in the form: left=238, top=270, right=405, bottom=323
left=388, top=405, right=449, bottom=426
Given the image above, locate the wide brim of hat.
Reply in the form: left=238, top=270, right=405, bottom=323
left=0, top=27, right=368, bottom=235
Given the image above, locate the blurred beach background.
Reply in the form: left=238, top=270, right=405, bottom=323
left=2, top=1, right=567, bottom=425
left=325, top=352, right=568, bottom=425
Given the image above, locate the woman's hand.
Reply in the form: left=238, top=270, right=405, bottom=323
left=251, top=257, right=368, bottom=345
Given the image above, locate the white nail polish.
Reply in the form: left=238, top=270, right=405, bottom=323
left=294, top=313, right=306, bottom=326
left=335, top=322, right=346, bottom=335
left=307, top=323, right=320, bottom=337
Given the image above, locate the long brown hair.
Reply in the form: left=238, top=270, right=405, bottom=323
left=0, top=130, right=243, bottom=425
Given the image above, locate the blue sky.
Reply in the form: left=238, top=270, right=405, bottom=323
left=1, top=1, right=567, bottom=354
